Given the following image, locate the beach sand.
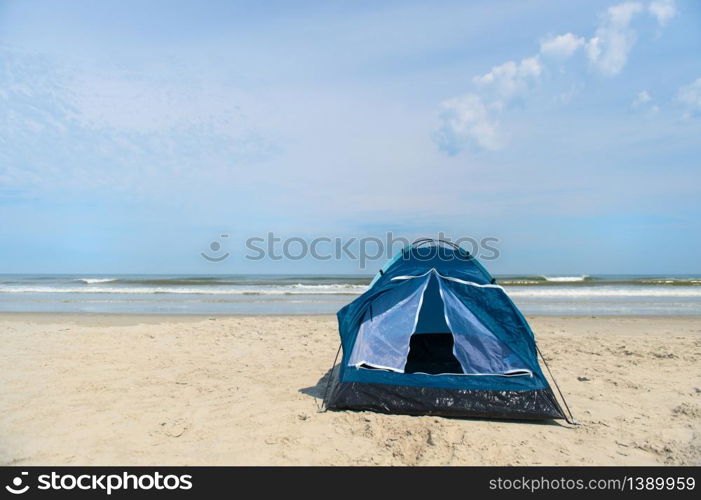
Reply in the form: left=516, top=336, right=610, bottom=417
left=0, top=313, right=699, bottom=465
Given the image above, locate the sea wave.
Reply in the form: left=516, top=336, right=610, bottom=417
left=77, top=278, right=118, bottom=284
left=541, top=275, right=589, bottom=282
left=507, top=287, right=701, bottom=298
left=498, top=280, right=544, bottom=285
left=498, top=276, right=701, bottom=286
left=3, top=284, right=701, bottom=298
left=638, top=279, right=701, bottom=286
left=0, top=285, right=368, bottom=295
left=64, top=277, right=372, bottom=287
left=5, top=275, right=700, bottom=289
left=289, top=283, right=364, bottom=290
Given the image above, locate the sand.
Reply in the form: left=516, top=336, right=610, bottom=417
left=0, top=313, right=699, bottom=466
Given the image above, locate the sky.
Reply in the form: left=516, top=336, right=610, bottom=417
left=0, top=0, right=700, bottom=275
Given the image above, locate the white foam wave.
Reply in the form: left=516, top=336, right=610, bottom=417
left=500, top=280, right=542, bottom=285
left=290, top=283, right=365, bottom=290
left=0, top=284, right=368, bottom=295
left=3, top=283, right=701, bottom=299
left=78, top=278, right=117, bottom=284
left=542, top=275, right=589, bottom=282
left=507, top=287, right=701, bottom=298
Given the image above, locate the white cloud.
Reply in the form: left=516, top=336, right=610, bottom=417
left=436, top=1, right=675, bottom=154
left=540, top=33, right=586, bottom=59
left=555, top=85, right=581, bottom=104
left=437, top=57, right=541, bottom=152
left=678, top=77, right=701, bottom=116
left=649, top=0, right=677, bottom=27
left=632, top=90, right=652, bottom=106
left=631, top=90, right=659, bottom=113
left=473, top=56, right=542, bottom=100
left=587, top=2, right=644, bottom=76
left=434, top=94, right=501, bottom=152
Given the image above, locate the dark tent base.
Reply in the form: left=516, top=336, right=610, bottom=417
left=327, top=381, right=565, bottom=420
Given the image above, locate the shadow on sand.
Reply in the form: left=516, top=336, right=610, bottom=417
left=299, top=364, right=340, bottom=400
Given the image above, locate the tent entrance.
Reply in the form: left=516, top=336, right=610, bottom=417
left=404, top=333, right=463, bottom=374
left=405, top=273, right=463, bottom=374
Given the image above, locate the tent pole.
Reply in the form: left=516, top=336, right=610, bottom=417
left=318, top=343, right=342, bottom=412
left=536, top=343, right=579, bottom=426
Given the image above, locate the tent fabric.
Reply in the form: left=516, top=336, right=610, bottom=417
left=326, top=242, right=565, bottom=419
left=413, top=273, right=450, bottom=334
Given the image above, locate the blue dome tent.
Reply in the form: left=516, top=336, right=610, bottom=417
left=325, top=239, right=569, bottom=420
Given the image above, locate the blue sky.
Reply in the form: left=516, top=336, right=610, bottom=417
left=0, top=0, right=700, bottom=274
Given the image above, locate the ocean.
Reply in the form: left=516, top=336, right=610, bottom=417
left=1, top=274, right=700, bottom=315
